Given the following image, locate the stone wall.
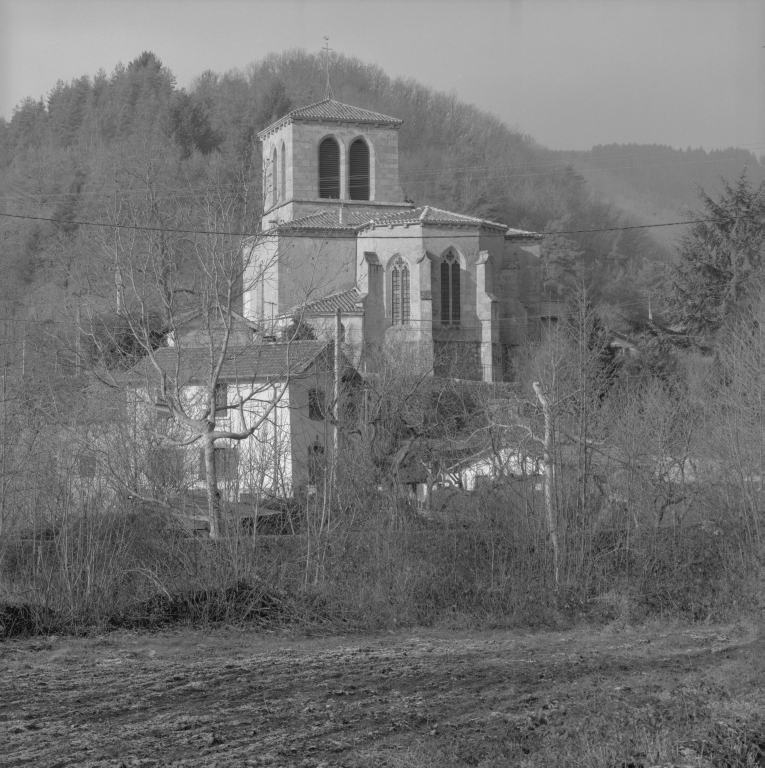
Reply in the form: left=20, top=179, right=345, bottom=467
left=261, top=120, right=405, bottom=212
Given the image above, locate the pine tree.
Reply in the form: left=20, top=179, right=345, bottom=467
left=666, top=172, right=765, bottom=339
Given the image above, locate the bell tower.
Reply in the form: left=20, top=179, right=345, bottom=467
left=258, top=99, right=412, bottom=224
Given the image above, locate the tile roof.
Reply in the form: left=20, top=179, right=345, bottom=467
left=272, top=206, right=544, bottom=239
left=122, top=341, right=329, bottom=385
left=259, top=99, right=402, bottom=137
left=362, top=206, right=509, bottom=232
left=295, top=288, right=364, bottom=315
left=273, top=209, right=373, bottom=232
left=540, top=300, right=568, bottom=318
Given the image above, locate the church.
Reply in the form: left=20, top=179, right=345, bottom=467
left=243, top=99, right=544, bottom=382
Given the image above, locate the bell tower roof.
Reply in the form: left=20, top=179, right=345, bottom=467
left=258, top=99, right=402, bottom=139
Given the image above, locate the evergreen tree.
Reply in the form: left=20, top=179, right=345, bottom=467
left=666, top=172, right=765, bottom=339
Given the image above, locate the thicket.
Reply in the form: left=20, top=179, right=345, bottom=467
left=1, top=292, right=761, bottom=637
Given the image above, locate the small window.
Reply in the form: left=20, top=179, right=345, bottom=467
left=214, top=383, right=228, bottom=421
left=308, top=388, right=326, bottom=421
left=391, top=256, right=410, bottom=326
left=154, top=389, right=172, bottom=419
left=78, top=454, right=96, bottom=478
left=308, top=443, right=325, bottom=485
left=198, top=447, right=238, bottom=481
left=349, top=139, right=370, bottom=200
left=148, top=447, right=185, bottom=487
left=319, top=137, right=340, bottom=199
left=441, top=251, right=461, bottom=326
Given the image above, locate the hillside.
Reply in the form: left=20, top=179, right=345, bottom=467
left=562, top=144, right=765, bottom=248
left=0, top=50, right=709, bottom=332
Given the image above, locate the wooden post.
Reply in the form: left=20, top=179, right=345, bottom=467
left=533, top=381, right=560, bottom=588
left=333, top=308, right=341, bottom=492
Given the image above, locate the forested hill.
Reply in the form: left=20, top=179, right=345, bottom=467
left=560, top=144, right=765, bottom=247
left=0, top=50, right=707, bottom=327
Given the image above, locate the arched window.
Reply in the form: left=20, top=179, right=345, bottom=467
left=271, top=147, right=278, bottom=206
left=391, top=256, right=410, bottom=326
left=318, top=137, right=340, bottom=199
left=280, top=141, right=286, bottom=201
left=441, top=251, right=460, bottom=326
left=349, top=139, right=370, bottom=200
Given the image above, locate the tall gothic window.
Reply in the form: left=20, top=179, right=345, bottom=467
left=390, top=256, right=411, bottom=326
left=271, top=147, right=278, bottom=206
left=280, top=141, right=286, bottom=201
left=441, top=251, right=460, bottom=326
left=319, top=137, right=340, bottom=199
left=349, top=139, right=370, bottom=200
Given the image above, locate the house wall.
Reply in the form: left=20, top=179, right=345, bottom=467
left=129, top=371, right=335, bottom=501
left=456, top=448, right=543, bottom=491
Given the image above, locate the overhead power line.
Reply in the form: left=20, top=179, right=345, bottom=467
left=0, top=210, right=758, bottom=238
left=0, top=297, right=655, bottom=330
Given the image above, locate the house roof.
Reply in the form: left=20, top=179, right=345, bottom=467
left=168, top=308, right=259, bottom=332
left=293, top=287, right=364, bottom=316
left=540, top=300, right=568, bottom=319
left=122, top=340, right=330, bottom=385
left=362, top=206, right=509, bottom=233
left=610, top=331, right=639, bottom=349
left=258, top=99, right=402, bottom=138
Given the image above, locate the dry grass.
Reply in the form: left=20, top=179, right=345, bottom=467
left=0, top=499, right=759, bottom=640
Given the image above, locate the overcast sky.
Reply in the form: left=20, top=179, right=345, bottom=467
left=0, top=0, right=763, bottom=153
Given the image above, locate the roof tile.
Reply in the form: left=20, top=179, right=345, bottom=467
left=123, top=341, right=330, bottom=384
left=363, top=206, right=509, bottom=232
left=296, top=288, right=363, bottom=315
left=274, top=209, right=372, bottom=232
left=259, top=99, right=402, bottom=137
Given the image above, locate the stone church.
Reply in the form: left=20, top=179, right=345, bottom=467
left=243, top=99, right=543, bottom=382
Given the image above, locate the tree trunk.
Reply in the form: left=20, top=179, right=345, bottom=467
left=203, top=430, right=220, bottom=538
left=533, top=381, right=560, bottom=588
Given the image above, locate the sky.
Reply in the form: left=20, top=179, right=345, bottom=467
left=0, top=0, right=763, bottom=153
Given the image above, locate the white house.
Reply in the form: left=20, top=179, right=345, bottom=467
left=122, top=337, right=341, bottom=503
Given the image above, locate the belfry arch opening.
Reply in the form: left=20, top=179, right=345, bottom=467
left=349, top=139, right=370, bottom=200
left=318, top=137, right=340, bottom=199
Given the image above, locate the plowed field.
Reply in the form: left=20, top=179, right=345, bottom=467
left=1, top=623, right=762, bottom=767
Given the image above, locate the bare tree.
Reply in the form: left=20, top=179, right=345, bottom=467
left=67, top=147, right=310, bottom=537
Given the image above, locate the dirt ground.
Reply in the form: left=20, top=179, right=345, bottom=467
left=1, top=621, right=763, bottom=768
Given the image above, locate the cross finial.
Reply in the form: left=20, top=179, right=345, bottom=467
left=323, top=37, right=334, bottom=100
